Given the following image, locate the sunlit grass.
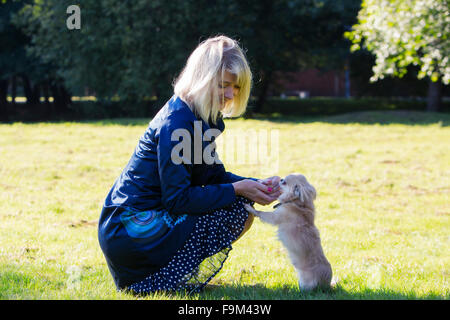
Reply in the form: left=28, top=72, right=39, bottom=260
left=0, top=111, right=449, bottom=299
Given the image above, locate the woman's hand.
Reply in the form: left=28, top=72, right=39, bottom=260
left=232, top=179, right=280, bottom=205
left=258, top=176, right=281, bottom=193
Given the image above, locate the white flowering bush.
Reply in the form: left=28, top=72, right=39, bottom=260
left=346, top=0, right=450, bottom=84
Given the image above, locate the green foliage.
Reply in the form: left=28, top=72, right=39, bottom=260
left=13, top=0, right=360, bottom=105
left=6, top=97, right=448, bottom=122
left=0, top=0, right=31, bottom=79
left=1, top=0, right=56, bottom=83
left=66, top=97, right=450, bottom=120
left=256, top=97, right=450, bottom=116
left=345, top=0, right=450, bottom=84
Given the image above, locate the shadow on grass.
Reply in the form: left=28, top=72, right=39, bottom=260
left=0, top=117, right=152, bottom=127
left=1, top=267, right=447, bottom=300
left=245, top=110, right=450, bottom=126
left=78, top=118, right=152, bottom=126
left=78, top=111, right=450, bottom=126
left=198, top=283, right=448, bottom=300
left=3, top=110, right=449, bottom=127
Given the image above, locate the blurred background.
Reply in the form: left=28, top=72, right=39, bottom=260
left=1, top=0, right=449, bottom=122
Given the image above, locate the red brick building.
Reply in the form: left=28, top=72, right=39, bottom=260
left=273, top=69, right=352, bottom=97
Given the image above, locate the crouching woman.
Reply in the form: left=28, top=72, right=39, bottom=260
left=98, top=35, right=280, bottom=295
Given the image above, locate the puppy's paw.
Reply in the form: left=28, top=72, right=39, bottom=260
left=244, top=203, right=257, bottom=215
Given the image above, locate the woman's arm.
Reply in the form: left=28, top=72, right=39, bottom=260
left=205, top=160, right=258, bottom=184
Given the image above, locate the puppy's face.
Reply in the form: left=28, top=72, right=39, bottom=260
left=278, top=173, right=316, bottom=206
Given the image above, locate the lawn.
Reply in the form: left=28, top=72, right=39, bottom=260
left=0, top=110, right=449, bottom=300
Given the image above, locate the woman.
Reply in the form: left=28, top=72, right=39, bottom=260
left=98, top=35, right=280, bottom=294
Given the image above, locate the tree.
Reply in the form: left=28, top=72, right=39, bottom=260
left=15, top=0, right=361, bottom=116
left=220, top=0, right=360, bottom=112
left=0, top=0, right=29, bottom=120
left=345, top=0, right=450, bottom=111
left=16, top=0, right=198, bottom=111
left=1, top=0, right=73, bottom=121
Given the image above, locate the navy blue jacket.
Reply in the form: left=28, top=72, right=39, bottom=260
left=98, top=96, right=254, bottom=289
left=103, top=95, right=251, bottom=215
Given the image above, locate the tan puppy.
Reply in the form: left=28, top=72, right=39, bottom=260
left=245, top=173, right=332, bottom=291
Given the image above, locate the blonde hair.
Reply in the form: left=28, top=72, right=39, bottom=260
left=173, top=35, right=252, bottom=125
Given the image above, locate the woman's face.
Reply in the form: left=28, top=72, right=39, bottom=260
left=218, top=71, right=240, bottom=109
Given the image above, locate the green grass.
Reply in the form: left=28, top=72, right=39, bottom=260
left=0, top=111, right=449, bottom=300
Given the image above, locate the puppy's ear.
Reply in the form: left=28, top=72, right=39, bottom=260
left=293, top=185, right=303, bottom=202
left=294, top=183, right=316, bottom=203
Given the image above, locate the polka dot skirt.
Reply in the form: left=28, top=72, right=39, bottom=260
left=127, top=196, right=253, bottom=295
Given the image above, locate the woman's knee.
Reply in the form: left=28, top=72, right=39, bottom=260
left=244, top=213, right=254, bottom=230
left=233, top=213, right=254, bottom=244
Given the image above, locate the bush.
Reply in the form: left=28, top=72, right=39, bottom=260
left=71, top=97, right=449, bottom=120
left=68, top=99, right=160, bottom=120
left=4, top=96, right=449, bottom=123
left=249, top=97, right=450, bottom=116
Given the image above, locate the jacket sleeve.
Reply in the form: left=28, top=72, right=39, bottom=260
left=157, top=118, right=237, bottom=215
left=205, top=155, right=259, bottom=184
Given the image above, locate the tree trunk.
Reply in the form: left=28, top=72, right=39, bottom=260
left=60, top=85, right=72, bottom=107
left=43, top=81, right=50, bottom=105
left=22, top=74, right=40, bottom=105
left=50, top=84, right=62, bottom=112
left=42, top=81, right=53, bottom=117
left=22, top=74, right=33, bottom=104
left=32, top=84, right=41, bottom=105
left=426, top=79, right=442, bottom=112
left=0, top=79, right=8, bottom=121
left=254, top=70, right=273, bottom=114
left=51, top=83, right=72, bottom=114
left=11, top=75, right=17, bottom=106
left=344, top=59, right=351, bottom=99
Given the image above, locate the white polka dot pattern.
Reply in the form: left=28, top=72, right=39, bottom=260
left=127, top=196, right=253, bottom=295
